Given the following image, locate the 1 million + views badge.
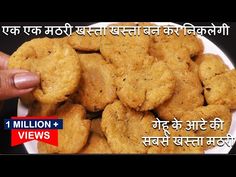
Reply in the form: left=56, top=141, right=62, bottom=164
left=4, top=116, right=63, bottom=146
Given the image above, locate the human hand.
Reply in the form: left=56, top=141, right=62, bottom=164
left=0, top=52, right=40, bottom=100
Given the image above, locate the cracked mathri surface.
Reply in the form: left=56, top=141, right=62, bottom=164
left=101, top=100, right=157, bottom=153
left=150, top=30, right=204, bottom=120
left=196, top=54, right=230, bottom=84
left=100, top=23, right=152, bottom=72
left=203, top=70, right=236, bottom=109
left=197, top=54, right=236, bottom=109
left=115, top=61, right=176, bottom=111
left=101, top=100, right=204, bottom=154
left=74, top=53, right=117, bottom=112
left=8, top=38, right=81, bottom=104
left=155, top=69, right=204, bottom=120
left=38, top=103, right=91, bottom=154
left=150, top=29, right=204, bottom=58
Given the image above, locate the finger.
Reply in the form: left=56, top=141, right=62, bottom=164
left=0, top=51, right=9, bottom=70
left=0, top=69, right=40, bottom=100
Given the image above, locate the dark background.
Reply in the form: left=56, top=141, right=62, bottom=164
left=0, top=22, right=236, bottom=154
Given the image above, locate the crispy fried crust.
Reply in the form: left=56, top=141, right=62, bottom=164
left=196, top=54, right=229, bottom=83
left=197, top=54, right=236, bottom=109
left=100, top=23, right=152, bottom=72
left=75, top=53, right=117, bottom=112
left=204, top=70, right=236, bottom=109
left=38, top=103, right=91, bottom=153
left=150, top=29, right=204, bottom=120
left=150, top=29, right=204, bottom=58
left=101, top=100, right=155, bottom=153
left=155, top=70, right=204, bottom=120
left=8, top=38, right=81, bottom=104
left=116, top=61, right=175, bottom=111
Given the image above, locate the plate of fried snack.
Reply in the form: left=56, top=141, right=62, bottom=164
left=12, top=22, right=236, bottom=154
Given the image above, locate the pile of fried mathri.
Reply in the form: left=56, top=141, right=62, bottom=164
left=9, top=22, right=236, bottom=154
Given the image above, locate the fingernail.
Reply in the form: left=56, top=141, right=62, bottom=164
left=14, top=72, right=40, bottom=89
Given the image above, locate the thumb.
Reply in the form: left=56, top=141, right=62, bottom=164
left=0, top=69, right=40, bottom=100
